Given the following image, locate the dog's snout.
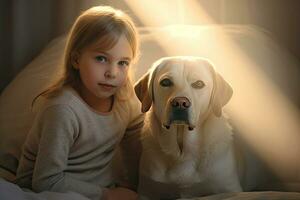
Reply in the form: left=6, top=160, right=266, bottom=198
left=171, top=97, right=191, bottom=109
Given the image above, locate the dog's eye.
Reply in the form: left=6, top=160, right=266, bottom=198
left=160, top=78, right=173, bottom=87
left=191, top=80, right=205, bottom=89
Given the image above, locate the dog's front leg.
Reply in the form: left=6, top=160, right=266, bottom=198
left=209, top=147, right=243, bottom=193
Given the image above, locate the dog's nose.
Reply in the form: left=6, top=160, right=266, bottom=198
left=171, top=97, right=191, bottom=109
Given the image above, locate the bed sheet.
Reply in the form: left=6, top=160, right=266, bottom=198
left=1, top=178, right=300, bottom=200
left=0, top=178, right=89, bottom=200
left=178, top=191, right=300, bottom=200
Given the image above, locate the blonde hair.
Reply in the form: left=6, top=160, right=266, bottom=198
left=33, top=6, right=139, bottom=105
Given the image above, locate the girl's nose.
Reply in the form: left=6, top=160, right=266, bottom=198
left=104, top=70, right=116, bottom=79
left=104, top=65, right=117, bottom=79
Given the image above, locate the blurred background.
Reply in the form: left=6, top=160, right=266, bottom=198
left=0, top=0, right=300, bottom=93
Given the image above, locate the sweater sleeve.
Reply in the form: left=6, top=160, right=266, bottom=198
left=119, top=96, right=145, bottom=190
left=30, top=105, right=104, bottom=200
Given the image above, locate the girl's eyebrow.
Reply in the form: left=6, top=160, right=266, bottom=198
left=91, top=49, right=108, bottom=55
left=121, top=57, right=132, bottom=61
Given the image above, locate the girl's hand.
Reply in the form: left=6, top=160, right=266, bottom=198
left=102, top=187, right=138, bottom=200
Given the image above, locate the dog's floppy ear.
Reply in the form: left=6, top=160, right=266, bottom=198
left=134, top=58, right=167, bottom=113
left=209, top=64, right=233, bottom=117
left=134, top=72, right=153, bottom=113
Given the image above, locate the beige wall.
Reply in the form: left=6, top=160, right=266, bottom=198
left=1, top=0, right=300, bottom=93
left=220, top=0, right=300, bottom=63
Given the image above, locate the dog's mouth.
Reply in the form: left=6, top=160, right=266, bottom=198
left=162, top=110, right=194, bottom=154
left=163, top=108, right=195, bottom=131
left=163, top=123, right=195, bottom=131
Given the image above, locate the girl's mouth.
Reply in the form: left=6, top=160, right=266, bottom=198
left=98, top=83, right=116, bottom=90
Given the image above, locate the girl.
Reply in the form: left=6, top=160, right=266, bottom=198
left=16, top=6, right=143, bottom=200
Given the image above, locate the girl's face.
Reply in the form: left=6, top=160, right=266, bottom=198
left=74, top=34, right=132, bottom=101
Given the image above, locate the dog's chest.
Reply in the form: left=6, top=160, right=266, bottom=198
left=165, top=160, right=205, bottom=185
left=140, top=158, right=214, bottom=199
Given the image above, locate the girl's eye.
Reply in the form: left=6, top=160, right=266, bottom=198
left=118, top=60, right=130, bottom=67
left=95, top=55, right=107, bottom=63
left=160, top=78, right=173, bottom=87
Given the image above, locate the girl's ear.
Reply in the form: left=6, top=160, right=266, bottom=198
left=71, top=52, right=80, bottom=69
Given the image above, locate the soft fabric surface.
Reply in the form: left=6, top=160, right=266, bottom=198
left=2, top=178, right=300, bottom=200
left=177, top=191, right=300, bottom=200
left=0, top=178, right=89, bottom=200
left=0, top=35, right=66, bottom=181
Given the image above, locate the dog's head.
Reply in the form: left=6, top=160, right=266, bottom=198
left=134, top=56, right=233, bottom=131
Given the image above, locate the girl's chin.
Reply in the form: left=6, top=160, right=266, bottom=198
left=95, top=90, right=117, bottom=99
left=95, top=93, right=113, bottom=99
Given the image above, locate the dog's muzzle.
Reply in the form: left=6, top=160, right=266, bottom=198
left=164, top=97, right=194, bottom=131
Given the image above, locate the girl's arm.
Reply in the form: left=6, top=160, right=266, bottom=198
left=18, top=105, right=105, bottom=200
left=119, top=97, right=145, bottom=190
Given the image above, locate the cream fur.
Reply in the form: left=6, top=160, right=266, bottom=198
left=135, top=56, right=241, bottom=199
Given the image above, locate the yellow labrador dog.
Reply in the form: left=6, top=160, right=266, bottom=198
left=135, top=56, right=242, bottom=199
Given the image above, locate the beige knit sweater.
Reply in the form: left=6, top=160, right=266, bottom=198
left=16, top=87, right=144, bottom=200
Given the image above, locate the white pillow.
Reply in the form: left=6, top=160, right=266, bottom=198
left=1, top=25, right=299, bottom=182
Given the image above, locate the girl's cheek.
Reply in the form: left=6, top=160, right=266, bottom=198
left=121, top=74, right=128, bottom=86
left=122, top=78, right=127, bottom=86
